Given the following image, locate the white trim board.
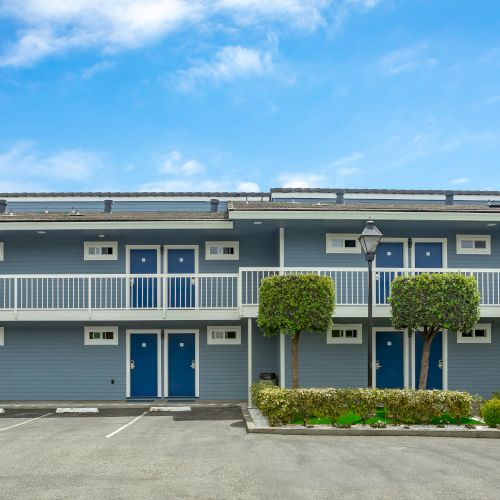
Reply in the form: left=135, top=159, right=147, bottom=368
left=0, top=221, right=234, bottom=231
left=164, top=245, right=199, bottom=274
left=372, top=327, right=410, bottom=389
left=125, top=329, right=162, bottom=398
left=374, top=237, right=409, bottom=268
left=228, top=211, right=500, bottom=223
left=410, top=238, right=448, bottom=268
left=163, top=329, right=200, bottom=398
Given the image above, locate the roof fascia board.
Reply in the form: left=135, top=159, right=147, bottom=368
left=229, top=210, right=500, bottom=222
left=0, top=220, right=233, bottom=230
left=4, top=196, right=266, bottom=203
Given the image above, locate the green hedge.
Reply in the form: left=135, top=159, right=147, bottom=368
left=481, top=399, right=500, bottom=428
left=251, top=383, right=472, bottom=426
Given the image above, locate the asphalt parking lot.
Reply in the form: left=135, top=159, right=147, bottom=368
left=1, top=406, right=499, bottom=500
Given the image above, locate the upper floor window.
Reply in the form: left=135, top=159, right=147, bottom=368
left=0, top=242, right=4, bottom=261
left=457, top=324, right=491, bottom=344
left=326, top=234, right=361, bottom=254
left=327, top=324, right=362, bottom=344
left=205, top=241, right=239, bottom=260
left=84, top=326, right=118, bottom=345
left=207, top=326, right=241, bottom=345
left=84, top=241, right=118, bottom=261
left=0, top=327, right=4, bottom=346
left=456, top=235, right=491, bottom=255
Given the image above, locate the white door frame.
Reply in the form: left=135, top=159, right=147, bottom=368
left=164, top=329, right=200, bottom=398
left=126, top=329, right=162, bottom=398
left=125, top=245, right=162, bottom=309
left=410, top=238, right=448, bottom=268
left=374, top=237, right=409, bottom=268
left=163, top=245, right=199, bottom=274
left=125, top=245, right=162, bottom=274
left=372, top=327, right=410, bottom=389
left=411, top=330, right=448, bottom=390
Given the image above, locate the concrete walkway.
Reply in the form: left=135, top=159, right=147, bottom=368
left=0, top=400, right=245, bottom=409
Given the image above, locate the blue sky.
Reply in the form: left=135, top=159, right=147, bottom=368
left=0, top=0, right=499, bottom=193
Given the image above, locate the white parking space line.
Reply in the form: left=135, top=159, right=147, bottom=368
left=105, top=411, right=148, bottom=439
left=0, top=412, right=53, bottom=433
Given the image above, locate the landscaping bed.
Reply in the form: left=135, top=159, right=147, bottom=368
left=246, top=383, right=500, bottom=438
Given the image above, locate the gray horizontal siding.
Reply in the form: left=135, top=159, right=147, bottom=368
left=0, top=324, right=125, bottom=400
left=448, top=320, right=500, bottom=398
left=284, top=320, right=368, bottom=389
left=251, top=323, right=280, bottom=385
left=0, top=229, right=278, bottom=275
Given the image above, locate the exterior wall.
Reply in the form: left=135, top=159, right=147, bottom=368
left=0, top=319, right=275, bottom=401
left=0, top=323, right=126, bottom=400
left=284, top=222, right=500, bottom=269
left=0, top=229, right=278, bottom=275
left=448, top=319, right=500, bottom=398
left=284, top=318, right=369, bottom=389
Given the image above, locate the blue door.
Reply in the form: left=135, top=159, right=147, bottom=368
left=414, top=242, right=443, bottom=268
left=167, top=249, right=196, bottom=308
left=130, top=249, right=158, bottom=308
left=376, top=331, right=404, bottom=388
left=130, top=333, right=158, bottom=398
left=168, top=334, right=196, bottom=397
left=376, top=242, right=404, bottom=304
left=414, top=332, right=443, bottom=389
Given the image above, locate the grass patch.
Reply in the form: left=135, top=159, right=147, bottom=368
left=291, top=410, right=482, bottom=426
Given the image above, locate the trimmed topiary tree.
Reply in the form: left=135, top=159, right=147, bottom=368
left=257, top=274, right=335, bottom=388
left=390, top=273, right=480, bottom=390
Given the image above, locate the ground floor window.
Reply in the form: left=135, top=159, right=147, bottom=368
left=327, top=324, right=362, bottom=344
left=84, top=326, right=119, bottom=345
left=207, top=326, right=241, bottom=345
left=457, top=324, right=491, bottom=343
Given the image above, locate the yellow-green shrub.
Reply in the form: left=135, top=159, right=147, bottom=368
left=481, top=399, right=500, bottom=428
left=250, top=383, right=472, bottom=426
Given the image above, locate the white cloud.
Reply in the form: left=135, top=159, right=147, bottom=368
left=0, top=142, right=99, bottom=185
left=236, top=181, right=260, bottom=192
left=139, top=149, right=260, bottom=192
left=159, top=150, right=206, bottom=175
left=81, top=60, right=115, bottom=79
left=336, top=166, right=361, bottom=176
left=449, top=177, right=470, bottom=186
left=0, top=0, right=383, bottom=67
left=278, top=172, right=324, bottom=188
left=379, top=43, right=437, bottom=75
left=173, top=45, right=273, bottom=91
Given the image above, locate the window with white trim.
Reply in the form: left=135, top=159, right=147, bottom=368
left=84, top=326, right=119, bottom=345
left=326, top=234, right=361, bottom=254
left=207, top=326, right=241, bottom=345
left=0, top=327, right=4, bottom=346
left=457, top=324, right=491, bottom=344
left=84, top=241, right=118, bottom=260
left=327, top=324, right=362, bottom=344
left=456, top=235, right=491, bottom=255
left=205, top=241, right=239, bottom=260
left=0, top=242, right=4, bottom=261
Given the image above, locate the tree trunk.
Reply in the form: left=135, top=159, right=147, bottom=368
left=418, top=335, right=433, bottom=390
left=291, top=331, right=301, bottom=389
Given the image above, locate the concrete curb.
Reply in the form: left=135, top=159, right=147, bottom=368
left=242, top=408, right=500, bottom=439
left=56, top=408, right=99, bottom=414
left=0, top=408, right=4, bottom=414
left=0, top=401, right=243, bottom=410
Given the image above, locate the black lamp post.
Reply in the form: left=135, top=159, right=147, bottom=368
left=359, top=220, right=383, bottom=388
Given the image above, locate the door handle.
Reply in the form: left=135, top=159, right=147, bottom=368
left=438, top=359, right=443, bottom=369
left=190, top=360, right=196, bottom=370
left=130, top=360, right=135, bottom=370
left=375, top=360, right=381, bottom=370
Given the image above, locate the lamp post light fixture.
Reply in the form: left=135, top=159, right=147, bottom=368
left=359, top=220, right=383, bottom=388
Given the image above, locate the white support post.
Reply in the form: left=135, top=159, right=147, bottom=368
left=279, top=226, right=286, bottom=388
left=247, top=317, right=253, bottom=407
left=280, top=333, right=285, bottom=388
left=279, top=227, right=285, bottom=269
